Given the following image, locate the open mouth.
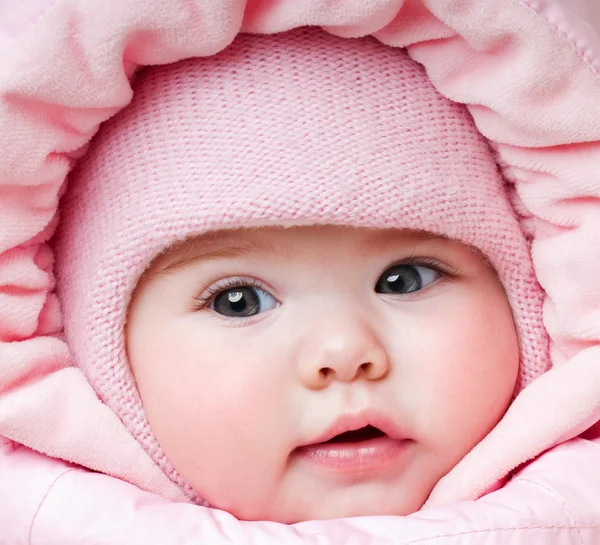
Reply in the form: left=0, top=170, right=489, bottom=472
left=294, top=413, right=411, bottom=471
left=321, top=425, right=386, bottom=444
left=295, top=422, right=408, bottom=471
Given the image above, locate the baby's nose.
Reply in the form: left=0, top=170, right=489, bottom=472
left=296, top=315, right=391, bottom=390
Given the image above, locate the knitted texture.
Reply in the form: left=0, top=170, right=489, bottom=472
left=54, top=28, right=549, bottom=503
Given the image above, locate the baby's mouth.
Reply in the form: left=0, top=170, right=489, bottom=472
left=294, top=423, right=411, bottom=472
left=320, top=425, right=387, bottom=445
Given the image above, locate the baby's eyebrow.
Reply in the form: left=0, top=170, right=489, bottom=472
left=150, top=238, right=277, bottom=278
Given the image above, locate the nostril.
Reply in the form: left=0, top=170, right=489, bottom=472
left=359, top=362, right=372, bottom=373
left=319, top=367, right=332, bottom=378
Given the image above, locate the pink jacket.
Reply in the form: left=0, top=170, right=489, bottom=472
left=1, top=0, right=600, bottom=542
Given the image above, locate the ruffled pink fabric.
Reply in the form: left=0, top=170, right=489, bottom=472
left=54, top=30, right=549, bottom=503
left=0, top=0, right=599, bottom=509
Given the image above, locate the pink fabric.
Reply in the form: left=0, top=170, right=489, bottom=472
left=0, top=0, right=55, bottom=54
left=521, top=0, right=600, bottom=74
left=3, top=435, right=600, bottom=543
left=1, top=0, right=600, bottom=540
left=54, top=29, right=548, bottom=504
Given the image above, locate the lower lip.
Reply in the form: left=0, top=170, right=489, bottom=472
left=294, top=436, right=412, bottom=472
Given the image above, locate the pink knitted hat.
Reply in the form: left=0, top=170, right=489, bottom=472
left=55, top=28, right=549, bottom=502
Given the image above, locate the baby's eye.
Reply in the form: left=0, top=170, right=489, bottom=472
left=211, top=286, right=278, bottom=318
left=375, top=264, right=440, bottom=295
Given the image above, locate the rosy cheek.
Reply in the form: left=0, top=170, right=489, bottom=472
left=396, top=289, right=518, bottom=454
left=159, top=333, right=268, bottom=419
left=176, top=324, right=285, bottom=431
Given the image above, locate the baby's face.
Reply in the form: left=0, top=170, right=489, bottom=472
left=127, top=226, right=519, bottom=522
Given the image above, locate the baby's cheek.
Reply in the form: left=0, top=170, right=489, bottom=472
left=149, top=335, right=289, bottom=506
left=142, top=317, right=277, bottom=418
left=194, top=358, right=279, bottom=434
left=163, top=344, right=275, bottom=439
left=406, top=289, right=518, bottom=456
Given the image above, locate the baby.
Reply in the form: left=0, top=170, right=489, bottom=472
left=55, top=29, right=546, bottom=523
left=127, top=225, right=520, bottom=522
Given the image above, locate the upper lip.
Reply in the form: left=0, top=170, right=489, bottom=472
left=299, top=409, right=407, bottom=447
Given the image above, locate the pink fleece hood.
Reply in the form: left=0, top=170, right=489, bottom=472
left=54, top=29, right=548, bottom=503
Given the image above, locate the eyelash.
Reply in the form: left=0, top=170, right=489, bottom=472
left=191, top=256, right=460, bottom=312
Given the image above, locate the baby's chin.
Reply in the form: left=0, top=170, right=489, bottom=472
left=294, top=498, right=424, bottom=523
left=226, top=485, right=430, bottom=523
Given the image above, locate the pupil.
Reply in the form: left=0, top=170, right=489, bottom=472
left=228, top=291, right=247, bottom=312
left=386, top=273, right=403, bottom=290
left=214, top=287, right=260, bottom=317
